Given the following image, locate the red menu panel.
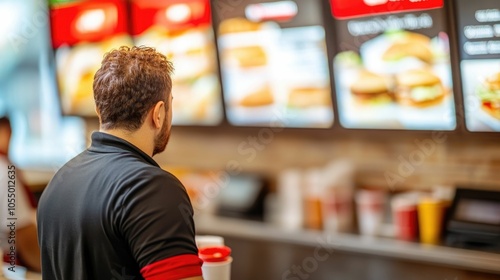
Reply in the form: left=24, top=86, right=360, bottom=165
left=51, top=0, right=128, bottom=48
left=130, top=0, right=211, bottom=35
left=330, top=0, right=444, bottom=19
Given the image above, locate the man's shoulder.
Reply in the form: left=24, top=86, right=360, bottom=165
left=123, top=166, right=188, bottom=202
left=134, top=166, right=183, bottom=188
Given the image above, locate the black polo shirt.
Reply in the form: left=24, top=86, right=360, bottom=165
left=37, top=132, right=199, bottom=280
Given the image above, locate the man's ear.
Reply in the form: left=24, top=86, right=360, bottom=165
left=152, top=101, right=165, bottom=129
left=95, top=106, right=101, bottom=118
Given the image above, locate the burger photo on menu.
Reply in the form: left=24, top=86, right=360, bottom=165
left=395, top=69, right=446, bottom=108
left=362, top=30, right=451, bottom=76
left=349, top=71, right=394, bottom=105
left=331, top=0, right=456, bottom=130
left=477, top=72, right=500, bottom=120
left=460, top=60, right=500, bottom=131
left=382, top=32, right=434, bottom=64
left=334, top=30, right=453, bottom=129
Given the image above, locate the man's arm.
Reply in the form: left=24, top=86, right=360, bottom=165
left=140, top=254, right=203, bottom=280
left=16, top=222, right=41, bottom=272
left=121, top=172, right=203, bottom=279
left=182, top=277, right=203, bottom=280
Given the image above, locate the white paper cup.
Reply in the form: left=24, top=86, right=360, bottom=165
left=202, top=256, right=233, bottom=280
left=355, top=190, right=386, bottom=236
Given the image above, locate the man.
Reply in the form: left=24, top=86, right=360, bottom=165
left=37, top=46, right=203, bottom=279
left=0, top=116, right=41, bottom=272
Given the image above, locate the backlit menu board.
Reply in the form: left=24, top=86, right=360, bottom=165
left=331, top=0, right=456, bottom=130
left=130, top=0, right=223, bottom=125
left=214, top=0, right=333, bottom=128
left=50, top=0, right=133, bottom=116
left=455, top=0, right=500, bottom=132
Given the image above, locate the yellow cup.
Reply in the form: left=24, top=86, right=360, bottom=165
left=418, top=198, right=445, bottom=245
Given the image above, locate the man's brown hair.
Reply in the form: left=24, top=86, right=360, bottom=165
left=93, top=46, right=174, bottom=131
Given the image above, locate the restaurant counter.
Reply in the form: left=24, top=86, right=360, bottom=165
left=196, top=215, right=500, bottom=279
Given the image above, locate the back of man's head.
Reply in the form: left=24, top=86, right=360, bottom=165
left=93, top=46, right=174, bottom=131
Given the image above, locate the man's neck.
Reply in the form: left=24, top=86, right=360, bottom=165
left=100, top=127, right=153, bottom=157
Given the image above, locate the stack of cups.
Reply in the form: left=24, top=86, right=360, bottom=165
left=276, top=169, right=304, bottom=230
left=321, top=161, right=355, bottom=233
left=355, top=189, right=386, bottom=236
left=304, top=169, right=324, bottom=230
left=196, top=235, right=232, bottom=280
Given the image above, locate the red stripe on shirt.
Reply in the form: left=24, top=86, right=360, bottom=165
left=141, top=254, right=203, bottom=280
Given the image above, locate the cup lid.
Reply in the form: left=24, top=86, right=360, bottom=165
left=199, top=246, right=231, bottom=262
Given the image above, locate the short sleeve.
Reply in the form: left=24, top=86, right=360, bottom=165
left=117, top=170, right=200, bottom=270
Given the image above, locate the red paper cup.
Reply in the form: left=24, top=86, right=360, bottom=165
left=199, top=246, right=232, bottom=280
left=392, top=194, right=419, bottom=241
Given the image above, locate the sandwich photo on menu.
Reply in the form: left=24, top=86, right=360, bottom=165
left=215, top=0, right=333, bottom=128
left=382, top=32, right=434, bottom=64
left=218, top=16, right=276, bottom=123
left=218, top=17, right=277, bottom=122
left=50, top=0, right=132, bottom=117
left=349, top=71, right=394, bottom=105
left=330, top=0, right=456, bottom=130
left=395, top=69, right=446, bottom=108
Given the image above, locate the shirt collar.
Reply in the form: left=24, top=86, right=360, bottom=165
left=88, top=132, right=159, bottom=167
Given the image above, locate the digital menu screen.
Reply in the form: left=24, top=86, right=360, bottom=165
left=50, top=0, right=133, bottom=117
left=330, top=0, right=456, bottom=130
left=214, top=0, right=333, bottom=128
left=455, top=0, right=500, bottom=132
left=130, top=0, right=223, bottom=125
